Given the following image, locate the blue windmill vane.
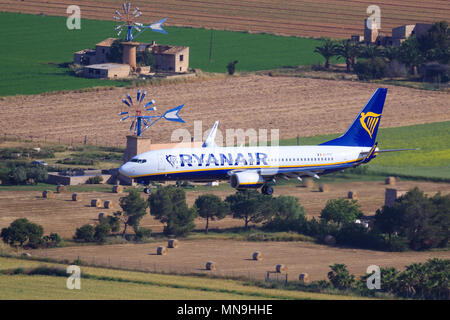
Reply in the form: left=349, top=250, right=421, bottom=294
left=114, top=2, right=167, bottom=42
left=119, top=89, right=185, bottom=136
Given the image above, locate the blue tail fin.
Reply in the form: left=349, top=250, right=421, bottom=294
left=321, top=88, right=387, bottom=147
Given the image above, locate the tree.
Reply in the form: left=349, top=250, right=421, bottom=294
left=106, top=40, right=123, bottom=63
left=359, top=44, right=383, bottom=59
left=374, top=205, right=403, bottom=244
left=94, top=222, right=111, bottom=243
left=382, top=46, right=399, bottom=64
left=225, top=190, right=274, bottom=229
left=73, top=224, right=95, bottom=242
left=327, top=263, right=355, bottom=290
left=336, top=40, right=360, bottom=72
left=418, top=21, right=450, bottom=64
left=119, top=189, right=148, bottom=237
left=398, top=35, right=423, bottom=75
left=43, top=233, right=61, bottom=248
left=1, top=218, right=44, bottom=248
left=9, top=166, right=27, bottom=185
left=354, top=57, right=387, bottom=80
left=264, top=195, right=306, bottom=231
left=226, top=60, right=239, bottom=75
left=320, top=198, right=363, bottom=226
left=194, top=194, right=230, bottom=233
left=314, top=39, right=338, bottom=69
left=149, top=185, right=197, bottom=236
left=137, top=50, right=155, bottom=68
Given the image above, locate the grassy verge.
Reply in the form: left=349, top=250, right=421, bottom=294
left=0, top=256, right=364, bottom=300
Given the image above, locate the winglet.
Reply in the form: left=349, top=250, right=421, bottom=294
left=202, top=121, right=219, bottom=148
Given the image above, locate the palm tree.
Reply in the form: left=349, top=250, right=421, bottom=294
left=314, top=39, right=338, bottom=69
left=336, top=40, right=361, bottom=72
left=360, top=44, right=383, bottom=59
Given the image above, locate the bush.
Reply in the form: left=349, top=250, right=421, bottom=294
left=94, top=222, right=111, bottom=243
left=86, top=176, right=103, bottom=184
left=335, top=223, right=385, bottom=250
left=226, top=60, right=239, bottom=75
left=327, top=263, right=355, bottom=290
left=1, top=218, right=44, bottom=248
left=43, top=233, right=61, bottom=248
left=73, top=224, right=95, bottom=242
left=354, top=57, right=387, bottom=80
left=134, top=227, right=152, bottom=242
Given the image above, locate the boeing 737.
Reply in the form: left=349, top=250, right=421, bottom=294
left=119, top=88, right=412, bottom=194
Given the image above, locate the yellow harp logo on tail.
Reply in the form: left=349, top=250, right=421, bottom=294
left=360, top=112, right=381, bottom=139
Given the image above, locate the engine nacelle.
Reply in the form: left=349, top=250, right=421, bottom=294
left=230, top=171, right=264, bottom=189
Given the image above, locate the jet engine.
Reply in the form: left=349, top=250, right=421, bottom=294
left=230, top=171, right=264, bottom=189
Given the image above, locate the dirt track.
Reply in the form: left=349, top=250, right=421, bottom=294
left=2, top=0, right=449, bottom=38
left=1, top=180, right=449, bottom=238
left=0, top=75, right=449, bottom=146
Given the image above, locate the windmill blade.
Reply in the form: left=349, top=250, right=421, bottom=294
left=142, top=119, right=150, bottom=127
left=140, top=91, right=146, bottom=103
left=145, top=106, right=156, bottom=111
left=137, top=89, right=141, bottom=103
left=126, top=93, right=133, bottom=105
left=122, top=98, right=131, bottom=107
left=113, top=16, right=121, bottom=21
left=120, top=116, right=130, bottom=122
left=115, top=25, right=123, bottom=31
left=134, top=26, right=142, bottom=32
left=134, top=22, right=143, bottom=27
left=129, top=120, right=135, bottom=131
left=127, top=2, right=131, bottom=14
left=132, top=7, right=140, bottom=15
left=122, top=3, right=127, bottom=14
left=149, top=18, right=167, bottom=34
left=134, top=11, right=142, bottom=18
left=119, top=111, right=129, bottom=115
left=163, top=104, right=185, bottom=123
left=115, top=10, right=122, bottom=17
left=144, top=99, right=155, bottom=107
left=117, top=29, right=123, bottom=36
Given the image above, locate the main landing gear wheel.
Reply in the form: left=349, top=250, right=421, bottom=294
left=261, top=185, right=273, bottom=195
left=143, top=187, right=151, bottom=194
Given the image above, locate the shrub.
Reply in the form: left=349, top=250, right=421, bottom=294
left=134, top=227, right=152, bottom=242
left=226, top=60, right=239, bottom=75
left=94, top=222, right=111, bottom=243
left=327, top=263, right=355, bottom=290
left=43, top=233, right=61, bottom=248
left=73, top=224, right=95, bottom=242
left=86, top=176, right=103, bottom=184
left=354, top=57, right=387, bottom=80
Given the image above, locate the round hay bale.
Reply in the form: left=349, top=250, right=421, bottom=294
left=385, top=176, right=396, bottom=185
left=324, top=235, right=336, bottom=245
left=348, top=190, right=358, bottom=199
left=252, top=251, right=263, bottom=261
left=299, top=273, right=311, bottom=284
left=168, top=239, right=179, bottom=248
left=104, top=200, right=114, bottom=209
left=22, top=252, right=32, bottom=257
left=319, top=184, right=330, bottom=192
left=72, top=193, right=82, bottom=201
left=98, top=212, right=105, bottom=220
left=56, top=184, right=67, bottom=193
left=276, top=264, right=287, bottom=273
left=157, top=246, right=167, bottom=256
left=304, top=179, right=314, bottom=189
left=206, top=261, right=216, bottom=271
left=42, top=190, right=54, bottom=199
left=91, top=199, right=102, bottom=207
left=112, top=185, right=123, bottom=193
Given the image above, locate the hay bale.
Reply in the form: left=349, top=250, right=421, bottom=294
left=299, top=273, right=311, bottom=284
left=56, top=184, right=67, bottom=193
left=72, top=193, right=82, bottom=201
left=252, top=251, right=263, bottom=261
left=168, top=239, right=179, bottom=248
left=348, top=190, right=358, bottom=199
left=91, top=199, right=102, bottom=207
left=42, top=190, right=54, bottom=199
left=276, top=264, right=287, bottom=273
left=324, top=235, right=336, bottom=245
left=104, top=200, right=114, bottom=209
left=98, top=212, right=105, bottom=220
left=206, top=261, right=216, bottom=271
left=319, top=184, right=330, bottom=192
left=304, top=179, right=314, bottom=189
left=112, top=185, right=123, bottom=193
left=385, top=176, right=396, bottom=185
left=22, top=252, right=32, bottom=257
left=157, top=246, right=167, bottom=256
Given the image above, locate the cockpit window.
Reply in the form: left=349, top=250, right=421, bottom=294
left=130, top=159, right=146, bottom=163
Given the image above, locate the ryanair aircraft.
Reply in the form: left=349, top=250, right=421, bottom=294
left=119, top=88, right=411, bottom=194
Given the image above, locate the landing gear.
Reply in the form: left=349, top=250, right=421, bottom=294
left=261, top=185, right=274, bottom=195
left=143, top=187, right=151, bottom=194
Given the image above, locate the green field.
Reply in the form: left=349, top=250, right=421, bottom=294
left=0, top=257, right=361, bottom=300
left=0, top=11, right=323, bottom=96
left=281, top=121, right=450, bottom=181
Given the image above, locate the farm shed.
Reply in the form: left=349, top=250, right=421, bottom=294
left=82, top=63, right=130, bottom=79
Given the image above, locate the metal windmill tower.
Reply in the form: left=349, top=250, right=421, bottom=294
left=119, top=89, right=185, bottom=137
left=113, top=2, right=167, bottom=42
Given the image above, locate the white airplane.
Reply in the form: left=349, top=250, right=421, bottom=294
left=119, top=88, right=412, bottom=194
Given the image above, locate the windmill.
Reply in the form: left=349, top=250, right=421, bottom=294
left=113, top=2, right=167, bottom=42
left=119, top=89, right=185, bottom=136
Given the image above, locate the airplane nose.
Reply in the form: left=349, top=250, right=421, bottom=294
left=119, top=163, right=132, bottom=177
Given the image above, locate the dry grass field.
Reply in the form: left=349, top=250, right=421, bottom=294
left=30, top=239, right=450, bottom=282
left=0, top=75, right=449, bottom=146
left=1, top=0, right=449, bottom=38
left=0, top=180, right=449, bottom=238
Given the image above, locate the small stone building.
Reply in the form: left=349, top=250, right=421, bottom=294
left=83, top=63, right=130, bottom=79
left=74, top=38, right=117, bottom=65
